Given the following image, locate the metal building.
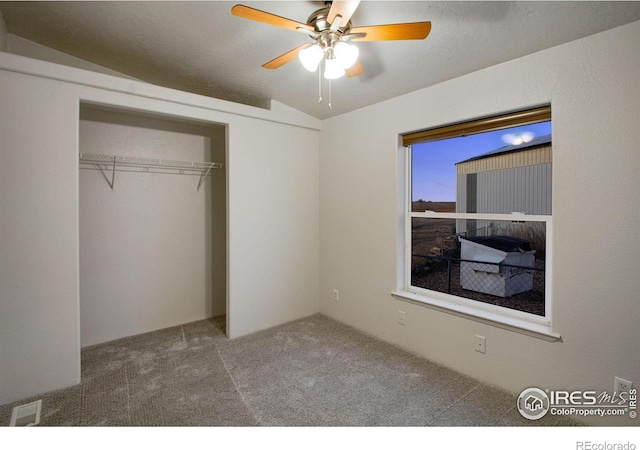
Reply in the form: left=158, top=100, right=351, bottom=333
left=455, top=134, right=552, bottom=236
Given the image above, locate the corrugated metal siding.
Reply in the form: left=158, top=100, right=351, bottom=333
left=476, top=163, right=552, bottom=215
left=456, top=174, right=467, bottom=234
left=456, top=175, right=467, bottom=213
left=456, top=162, right=552, bottom=234
left=457, top=145, right=552, bottom=175
left=466, top=173, right=477, bottom=213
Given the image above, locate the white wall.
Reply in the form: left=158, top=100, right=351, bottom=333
left=0, top=52, right=320, bottom=405
left=226, top=117, right=320, bottom=338
left=79, top=106, right=226, bottom=347
left=0, top=70, right=81, bottom=406
left=320, top=21, right=640, bottom=425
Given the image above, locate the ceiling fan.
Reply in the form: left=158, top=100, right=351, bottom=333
left=231, top=0, right=432, bottom=80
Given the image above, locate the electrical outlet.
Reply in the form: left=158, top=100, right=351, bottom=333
left=614, top=377, right=633, bottom=395
left=332, top=289, right=339, bottom=302
left=475, top=335, right=486, bottom=354
left=398, top=310, right=406, bottom=326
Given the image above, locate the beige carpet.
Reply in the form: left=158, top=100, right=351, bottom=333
left=0, top=314, right=580, bottom=427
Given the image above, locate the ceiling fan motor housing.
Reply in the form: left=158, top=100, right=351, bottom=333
left=308, top=7, right=352, bottom=35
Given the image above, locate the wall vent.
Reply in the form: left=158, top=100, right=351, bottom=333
left=10, top=399, right=42, bottom=426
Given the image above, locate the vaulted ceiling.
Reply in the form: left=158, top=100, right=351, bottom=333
left=2, top=1, right=640, bottom=119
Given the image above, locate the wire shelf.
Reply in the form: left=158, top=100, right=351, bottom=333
left=79, top=153, right=223, bottom=191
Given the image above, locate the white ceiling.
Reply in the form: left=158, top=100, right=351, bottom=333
left=2, top=1, right=640, bottom=119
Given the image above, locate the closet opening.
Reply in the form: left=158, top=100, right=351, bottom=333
left=78, top=103, right=227, bottom=350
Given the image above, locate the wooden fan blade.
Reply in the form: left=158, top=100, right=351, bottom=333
left=231, top=5, right=313, bottom=33
left=345, top=61, right=365, bottom=78
left=350, top=22, right=432, bottom=41
left=263, top=43, right=311, bottom=69
left=327, top=0, right=361, bottom=27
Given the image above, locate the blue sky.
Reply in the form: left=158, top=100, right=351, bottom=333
left=412, top=121, right=552, bottom=202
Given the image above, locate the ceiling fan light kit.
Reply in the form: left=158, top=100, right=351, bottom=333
left=231, top=1, right=431, bottom=106
left=333, top=41, right=359, bottom=69
left=299, top=44, right=324, bottom=71
left=299, top=41, right=359, bottom=78
left=323, top=56, right=346, bottom=80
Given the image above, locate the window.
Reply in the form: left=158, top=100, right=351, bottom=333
left=395, top=106, right=557, bottom=339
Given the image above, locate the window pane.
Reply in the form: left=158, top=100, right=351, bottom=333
left=411, top=121, right=552, bottom=215
left=411, top=218, right=546, bottom=316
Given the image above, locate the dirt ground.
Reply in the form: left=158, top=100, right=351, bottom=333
left=411, top=259, right=545, bottom=316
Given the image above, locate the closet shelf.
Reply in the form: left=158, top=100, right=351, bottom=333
left=79, top=153, right=222, bottom=191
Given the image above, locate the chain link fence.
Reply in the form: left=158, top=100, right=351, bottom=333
left=411, top=254, right=545, bottom=316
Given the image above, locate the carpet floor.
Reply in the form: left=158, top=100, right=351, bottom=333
left=0, top=314, right=581, bottom=427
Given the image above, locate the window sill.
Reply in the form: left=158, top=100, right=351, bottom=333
left=391, top=290, right=561, bottom=342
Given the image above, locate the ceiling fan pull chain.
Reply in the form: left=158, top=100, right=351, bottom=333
left=329, top=79, right=333, bottom=110
left=318, top=60, right=323, bottom=103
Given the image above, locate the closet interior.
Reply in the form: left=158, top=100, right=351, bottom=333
left=78, top=103, right=227, bottom=347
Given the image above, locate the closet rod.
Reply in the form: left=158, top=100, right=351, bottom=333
left=79, top=153, right=223, bottom=191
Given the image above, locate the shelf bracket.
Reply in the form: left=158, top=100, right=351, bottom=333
left=196, top=165, right=213, bottom=192
left=95, top=158, right=116, bottom=189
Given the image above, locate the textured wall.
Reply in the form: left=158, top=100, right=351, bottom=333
left=0, top=72, right=81, bottom=406
left=319, top=21, right=640, bottom=425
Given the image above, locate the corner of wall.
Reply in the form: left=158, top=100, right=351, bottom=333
left=269, top=100, right=322, bottom=131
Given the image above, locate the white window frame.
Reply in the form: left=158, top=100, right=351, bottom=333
left=393, top=129, right=559, bottom=341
